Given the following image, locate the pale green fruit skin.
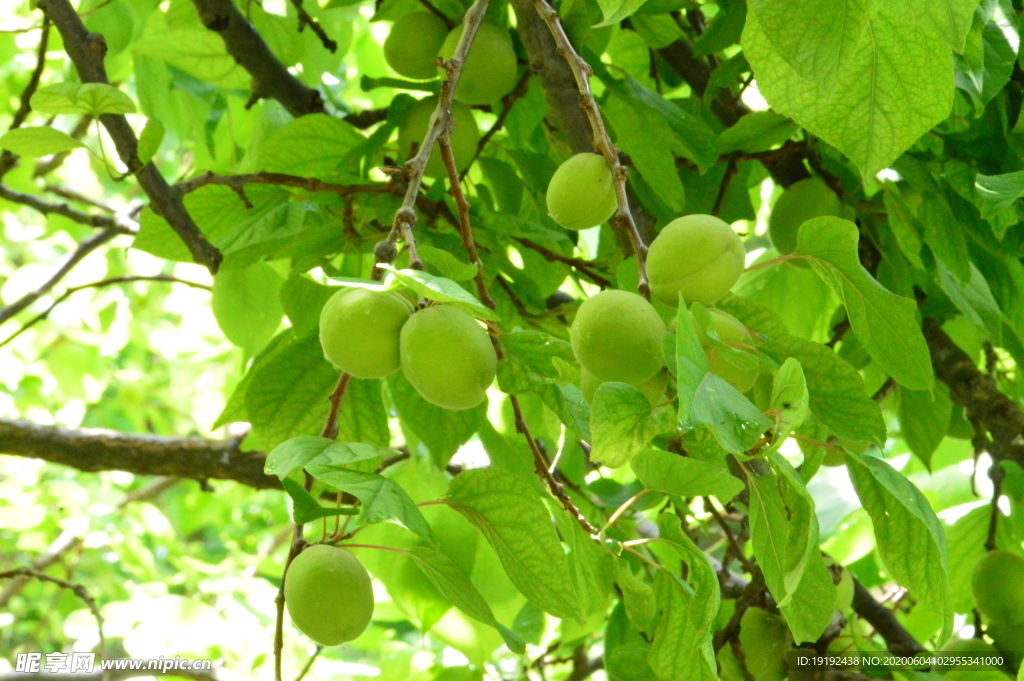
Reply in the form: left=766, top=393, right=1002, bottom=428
left=738, top=607, right=789, bottom=681
left=700, top=309, right=758, bottom=393
left=972, top=551, right=1024, bottom=624
left=384, top=12, right=448, bottom=80
left=440, top=22, right=517, bottom=105
left=284, top=545, right=374, bottom=646
left=546, top=153, right=618, bottom=231
left=647, top=214, right=745, bottom=307
left=400, top=305, right=497, bottom=410
left=581, top=366, right=668, bottom=406
left=769, top=178, right=853, bottom=256
left=935, top=638, right=999, bottom=672
left=319, top=288, right=413, bottom=379
left=570, top=290, right=666, bottom=385
left=398, top=96, right=479, bottom=178
left=986, top=619, right=1024, bottom=659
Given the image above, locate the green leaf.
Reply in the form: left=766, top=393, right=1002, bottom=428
left=258, top=113, right=368, bottom=176
left=388, top=372, right=483, bottom=469
left=0, top=127, right=83, bottom=157
left=689, top=374, right=773, bottom=454
left=306, top=465, right=433, bottom=541
left=846, top=451, right=953, bottom=644
left=937, top=261, right=1003, bottom=343
left=137, top=118, right=165, bottom=165
left=281, top=478, right=358, bottom=525
left=553, top=505, right=614, bottom=619
left=446, top=468, right=580, bottom=619
left=657, top=513, right=720, bottom=630
left=211, top=262, right=284, bottom=355
left=605, top=93, right=686, bottom=212
left=954, top=3, right=1017, bottom=110
left=418, top=244, right=479, bottom=282
left=594, top=0, right=649, bottom=27
left=794, top=217, right=934, bottom=390
left=266, top=436, right=395, bottom=477
left=975, top=170, right=1024, bottom=219
left=614, top=557, right=656, bottom=632
left=895, top=384, right=953, bottom=470
left=407, top=546, right=526, bottom=654
left=648, top=570, right=718, bottom=681
left=673, top=300, right=711, bottom=419
left=497, top=330, right=576, bottom=394
left=381, top=266, right=499, bottom=321
left=769, top=358, right=809, bottom=441
left=743, top=4, right=955, bottom=177
left=245, top=332, right=388, bottom=449
left=717, top=111, right=798, bottom=154
left=761, top=335, right=885, bottom=445
left=630, top=449, right=743, bottom=502
left=132, top=16, right=248, bottom=88
left=590, top=383, right=674, bottom=468
left=30, top=82, right=136, bottom=115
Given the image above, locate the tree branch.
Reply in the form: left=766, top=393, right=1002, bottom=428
left=191, top=0, right=325, bottom=118
left=0, top=228, right=120, bottom=326
left=0, top=182, right=137, bottom=234
left=512, top=237, right=612, bottom=288
left=36, top=0, right=222, bottom=272
left=0, top=418, right=278, bottom=491
left=851, top=578, right=925, bottom=654
left=0, top=16, right=50, bottom=177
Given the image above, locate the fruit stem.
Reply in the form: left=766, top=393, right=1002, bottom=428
left=531, top=0, right=649, bottom=299
left=375, top=0, right=492, bottom=279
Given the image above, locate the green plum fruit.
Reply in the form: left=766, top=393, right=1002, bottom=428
left=986, top=619, right=1024, bottom=659
left=581, top=366, right=668, bottom=407
left=570, top=290, right=666, bottom=385
left=935, top=637, right=1000, bottom=672
left=400, top=305, right=497, bottom=409
left=384, top=12, right=449, bottom=80
left=769, top=178, right=854, bottom=256
left=699, top=308, right=758, bottom=393
left=439, top=22, right=517, bottom=105
left=647, top=214, right=746, bottom=307
left=284, top=544, right=374, bottom=646
left=319, top=288, right=413, bottom=378
left=972, top=551, right=1024, bottom=624
left=398, top=96, right=479, bottom=178
left=546, top=153, right=618, bottom=231
left=738, top=607, right=789, bottom=681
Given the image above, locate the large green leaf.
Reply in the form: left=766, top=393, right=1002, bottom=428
left=590, top=383, right=674, bottom=468
left=793, top=217, right=934, bottom=391
left=630, top=449, right=743, bottom=502
left=0, top=127, right=83, bottom=157
left=306, top=465, right=433, bottom=541
left=846, top=451, right=953, bottom=644
left=744, top=2, right=958, bottom=176
left=30, top=82, right=137, bottom=115
left=446, top=468, right=580, bottom=620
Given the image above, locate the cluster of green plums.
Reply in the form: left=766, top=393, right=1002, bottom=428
left=567, top=210, right=755, bottom=404
left=319, top=288, right=496, bottom=410
left=970, top=550, right=1024, bottom=656
left=385, top=12, right=518, bottom=177
left=284, top=544, right=375, bottom=646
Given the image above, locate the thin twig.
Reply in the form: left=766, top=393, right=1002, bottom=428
left=289, top=0, right=336, bottom=51
left=0, top=16, right=50, bottom=177
left=374, top=0, right=492, bottom=276
left=0, top=275, right=210, bottom=349
left=704, top=497, right=754, bottom=574
left=712, top=158, right=738, bottom=217
left=513, top=238, right=612, bottom=287
left=292, top=646, right=322, bottom=681
left=532, top=0, right=649, bottom=297
left=320, top=372, right=352, bottom=440
left=0, top=182, right=137, bottom=233
left=0, top=228, right=120, bottom=327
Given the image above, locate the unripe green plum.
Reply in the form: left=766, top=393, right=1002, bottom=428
left=398, top=96, right=479, bottom=178
left=699, top=309, right=758, bottom=393
left=319, top=288, right=413, bottom=378
left=769, top=178, right=854, bottom=256
left=546, top=153, right=618, bottom=231
left=972, top=551, right=1024, bottom=624
left=647, top=214, right=746, bottom=307
left=384, top=12, right=449, bottom=80
left=935, top=638, right=1000, bottom=672
left=570, top=290, right=666, bottom=385
left=738, top=607, right=789, bottom=681
left=986, top=619, right=1024, bottom=659
left=581, top=366, right=668, bottom=407
left=284, top=545, right=374, bottom=646
left=439, top=22, right=517, bottom=105
left=400, top=305, right=497, bottom=410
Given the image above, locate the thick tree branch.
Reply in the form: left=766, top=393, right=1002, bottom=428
left=851, top=579, right=925, bottom=654
left=0, top=418, right=277, bottom=491
left=922, top=317, right=1024, bottom=470
left=37, top=0, right=222, bottom=272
